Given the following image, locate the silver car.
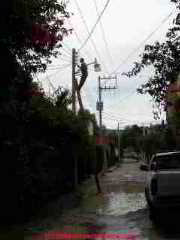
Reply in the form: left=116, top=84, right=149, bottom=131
left=140, top=151, right=180, bottom=218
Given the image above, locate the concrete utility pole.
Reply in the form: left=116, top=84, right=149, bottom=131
left=98, top=76, right=103, bottom=128
left=97, top=75, right=117, bottom=129
left=118, top=122, right=121, bottom=163
left=97, top=75, right=117, bottom=174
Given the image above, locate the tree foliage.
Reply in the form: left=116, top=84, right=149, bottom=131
left=124, top=0, right=180, bottom=115
left=120, top=124, right=176, bottom=162
left=0, top=0, right=115, bottom=225
left=0, top=0, right=98, bottom=224
left=1, top=0, right=70, bottom=73
left=0, top=0, right=70, bottom=105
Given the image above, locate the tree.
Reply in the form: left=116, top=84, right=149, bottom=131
left=0, top=1, right=72, bottom=223
left=120, top=125, right=143, bottom=155
left=1, top=1, right=70, bottom=72
left=124, top=0, right=180, bottom=116
left=0, top=0, right=70, bottom=104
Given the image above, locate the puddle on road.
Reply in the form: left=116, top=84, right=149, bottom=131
left=79, top=180, right=146, bottom=217
left=24, top=165, right=180, bottom=240
left=103, top=192, right=146, bottom=216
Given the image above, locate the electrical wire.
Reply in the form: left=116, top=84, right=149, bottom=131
left=103, top=112, right=132, bottom=122
left=103, top=114, right=127, bottom=123
left=61, top=46, right=72, bottom=56
left=67, top=18, right=92, bottom=60
left=62, top=43, right=72, bottom=53
left=47, top=66, right=71, bottom=71
left=42, top=64, right=71, bottom=87
left=103, top=112, right=157, bottom=127
left=111, top=8, right=176, bottom=75
left=93, top=0, right=114, bottom=66
left=78, top=0, right=111, bottom=52
left=74, top=0, right=109, bottom=73
left=46, top=74, right=56, bottom=92
left=60, top=53, right=72, bottom=60
left=47, top=63, right=71, bottom=70
left=57, top=56, right=71, bottom=63
left=104, top=109, right=159, bottom=123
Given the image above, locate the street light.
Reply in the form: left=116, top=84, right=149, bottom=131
left=87, top=58, right=101, bottom=72
left=94, top=58, right=101, bottom=72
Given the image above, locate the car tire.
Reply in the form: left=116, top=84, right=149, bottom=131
left=145, top=188, right=152, bottom=207
left=145, top=188, right=157, bottom=220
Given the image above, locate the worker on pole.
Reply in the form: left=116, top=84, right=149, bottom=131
left=78, top=58, right=88, bottom=91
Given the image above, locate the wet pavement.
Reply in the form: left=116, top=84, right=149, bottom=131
left=24, top=160, right=180, bottom=240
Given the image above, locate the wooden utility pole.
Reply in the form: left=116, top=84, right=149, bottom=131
left=72, top=48, right=78, bottom=188
left=72, top=48, right=77, bottom=114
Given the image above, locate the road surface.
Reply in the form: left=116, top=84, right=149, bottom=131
left=24, top=160, right=180, bottom=240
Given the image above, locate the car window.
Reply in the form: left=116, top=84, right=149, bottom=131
left=157, top=154, right=180, bottom=170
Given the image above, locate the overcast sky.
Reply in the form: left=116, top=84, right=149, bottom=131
left=38, top=0, right=177, bottom=129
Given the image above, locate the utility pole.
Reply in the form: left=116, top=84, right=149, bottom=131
left=118, top=122, right=121, bottom=163
left=72, top=48, right=77, bottom=114
left=97, top=75, right=117, bottom=129
left=72, top=48, right=78, bottom=188
left=98, top=76, right=103, bottom=128
left=72, top=49, right=101, bottom=188
left=97, top=75, right=117, bottom=174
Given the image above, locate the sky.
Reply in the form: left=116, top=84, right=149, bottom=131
left=38, top=0, right=177, bottom=129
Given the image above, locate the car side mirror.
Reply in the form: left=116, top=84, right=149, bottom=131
left=151, top=162, right=157, bottom=171
left=140, top=163, right=148, bottom=171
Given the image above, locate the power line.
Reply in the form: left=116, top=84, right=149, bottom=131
left=47, top=55, right=71, bottom=69
left=78, top=0, right=111, bottom=51
left=47, top=65, right=71, bottom=71
left=47, top=63, right=71, bottom=70
left=103, top=115, right=127, bottom=122
left=43, top=64, right=71, bottom=83
left=103, top=115, right=125, bottom=123
left=60, top=52, right=72, bottom=59
left=93, top=0, right=114, bottom=66
left=67, top=18, right=93, bottom=60
left=58, top=56, right=71, bottom=63
left=104, top=109, right=157, bottom=122
left=62, top=43, right=72, bottom=53
left=46, top=74, right=56, bottom=92
left=61, top=46, right=72, bottom=57
left=74, top=0, right=109, bottom=73
left=103, top=112, right=131, bottom=122
left=111, top=8, right=176, bottom=75
left=103, top=112, right=159, bottom=127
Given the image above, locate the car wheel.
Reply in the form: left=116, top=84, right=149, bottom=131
left=145, top=189, right=157, bottom=220
left=149, top=205, right=157, bottom=220
left=145, top=188, right=152, bottom=207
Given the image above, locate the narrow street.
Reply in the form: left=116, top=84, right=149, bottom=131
left=24, top=159, right=180, bottom=240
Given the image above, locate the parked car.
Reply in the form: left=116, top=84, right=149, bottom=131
left=140, top=151, right=180, bottom=218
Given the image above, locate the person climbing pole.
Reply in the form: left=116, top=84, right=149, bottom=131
left=78, top=58, right=88, bottom=91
